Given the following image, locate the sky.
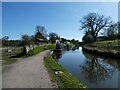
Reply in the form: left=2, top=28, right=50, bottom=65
left=2, top=2, right=118, bottom=41
left=2, top=0, right=120, bottom=2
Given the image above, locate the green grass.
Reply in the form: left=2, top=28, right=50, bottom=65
left=2, top=44, right=56, bottom=65
left=27, top=46, right=45, bottom=56
left=12, top=44, right=55, bottom=58
left=27, top=44, right=55, bottom=56
left=2, top=58, right=18, bottom=65
left=88, top=40, right=120, bottom=52
left=44, top=55, right=87, bottom=88
left=44, top=44, right=56, bottom=50
left=2, top=47, right=22, bottom=64
left=84, top=40, right=120, bottom=57
left=94, top=40, right=120, bottom=47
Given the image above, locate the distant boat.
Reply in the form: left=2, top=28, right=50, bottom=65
left=54, top=43, right=62, bottom=52
left=54, top=49, right=62, bottom=52
left=72, top=47, right=76, bottom=51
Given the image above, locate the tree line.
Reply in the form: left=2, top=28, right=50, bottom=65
left=2, top=12, right=118, bottom=47
left=1, top=26, right=79, bottom=47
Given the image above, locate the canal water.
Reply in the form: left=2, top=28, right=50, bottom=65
left=53, top=47, right=120, bottom=88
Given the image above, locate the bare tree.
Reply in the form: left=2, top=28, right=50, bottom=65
left=35, top=25, right=47, bottom=45
left=35, top=25, right=47, bottom=38
left=106, top=23, right=117, bottom=37
left=30, top=35, right=35, bottom=48
left=118, top=22, right=120, bottom=33
left=2, top=36, right=9, bottom=40
left=117, top=22, right=120, bottom=46
left=21, top=34, right=30, bottom=46
left=80, top=12, right=113, bottom=41
left=49, top=32, right=58, bottom=43
left=1, top=36, right=9, bottom=47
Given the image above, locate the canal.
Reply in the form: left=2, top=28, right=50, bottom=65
left=53, top=47, right=120, bottom=88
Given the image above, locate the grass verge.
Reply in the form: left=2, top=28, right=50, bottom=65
left=84, top=40, right=120, bottom=57
left=2, top=58, right=18, bottom=65
left=12, top=44, right=55, bottom=58
left=95, top=40, right=120, bottom=46
left=2, top=47, right=22, bottom=64
left=3, top=44, right=55, bottom=64
left=44, top=55, right=87, bottom=88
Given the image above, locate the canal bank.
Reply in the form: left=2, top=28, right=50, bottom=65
left=82, top=46, right=120, bottom=59
left=52, top=47, right=119, bottom=88
left=44, top=54, right=87, bottom=88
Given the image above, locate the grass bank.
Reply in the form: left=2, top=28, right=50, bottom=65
left=13, top=44, right=55, bottom=57
left=44, top=55, right=87, bottom=88
left=94, top=40, right=120, bottom=47
left=2, top=47, right=22, bottom=64
left=3, top=44, right=55, bottom=64
left=83, top=40, right=120, bottom=59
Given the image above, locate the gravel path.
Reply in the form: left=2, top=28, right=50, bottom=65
left=2, top=50, right=57, bottom=88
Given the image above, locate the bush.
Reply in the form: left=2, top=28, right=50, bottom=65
left=28, top=46, right=44, bottom=55
left=28, top=44, right=55, bottom=56
left=83, top=35, right=94, bottom=44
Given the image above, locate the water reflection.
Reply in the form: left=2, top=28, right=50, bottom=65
left=53, top=51, right=62, bottom=60
left=53, top=47, right=119, bottom=88
left=105, top=58, right=120, bottom=70
left=52, top=50, right=66, bottom=61
left=80, top=52, right=116, bottom=83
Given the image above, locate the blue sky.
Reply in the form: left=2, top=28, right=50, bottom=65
left=2, top=2, right=118, bottom=41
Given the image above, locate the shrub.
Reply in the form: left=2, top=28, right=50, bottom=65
left=83, top=35, right=94, bottom=44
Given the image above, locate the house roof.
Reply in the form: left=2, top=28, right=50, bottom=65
left=38, top=39, right=48, bottom=42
